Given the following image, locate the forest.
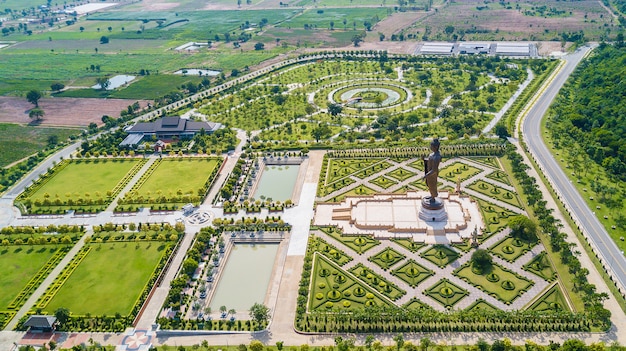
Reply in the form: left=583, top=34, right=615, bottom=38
left=547, top=43, right=626, bottom=180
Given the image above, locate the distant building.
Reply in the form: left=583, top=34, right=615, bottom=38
left=458, top=43, right=491, bottom=55
left=23, top=315, right=58, bottom=333
left=495, top=43, right=531, bottom=56
left=120, top=116, right=221, bottom=147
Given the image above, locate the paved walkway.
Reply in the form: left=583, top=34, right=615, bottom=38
left=105, top=157, right=158, bottom=212
left=136, top=228, right=197, bottom=329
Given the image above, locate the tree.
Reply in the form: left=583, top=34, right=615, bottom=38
left=476, top=339, right=490, bottom=351
left=508, top=215, right=538, bottom=241
left=471, top=249, right=492, bottom=273
left=393, top=334, right=404, bottom=351
left=26, top=90, right=42, bottom=107
left=327, top=102, right=343, bottom=116
left=419, top=337, right=432, bottom=351
left=311, top=123, right=331, bottom=142
left=182, top=258, right=198, bottom=276
left=365, top=336, right=375, bottom=350
left=100, top=35, right=109, bottom=44
left=50, top=83, right=65, bottom=92
left=561, top=339, right=588, bottom=351
left=96, top=77, right=110, bottom=91
left=47, top=134, right=58, bottom=146
left=249, top=302, right=270, bottom=326
left=29, top=108, right=45, bottom=121
left=352, top=33, right=363, bottom=46
left=54, top=307, right=70, bottom=325
left=250, top=341, right=264, bottom=351
left=276, top=342, right=284, bottom=351
left=254, top=42, right=265, bottom=50
left=494, top=122, right=510, bottom=139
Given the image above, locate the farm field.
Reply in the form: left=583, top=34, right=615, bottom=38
left=0, top=123, right=80, bottom=167
left=42, top=241, right=171, bottom=315
left=0, top=96, right=147, bottom=126
left=410, top=0, right=614, bottom=41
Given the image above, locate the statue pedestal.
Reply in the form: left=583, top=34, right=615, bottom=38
left=421, top=196, right=444, bottom=210
left=418, top=205, right=448, bottom=222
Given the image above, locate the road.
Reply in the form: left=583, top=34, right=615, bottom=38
left=522, top=45, right=626, bottom=297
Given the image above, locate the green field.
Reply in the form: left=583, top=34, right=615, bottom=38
left=86, top=9, right=297, bottom=40
left=44, top=242, right=170, bottom=315
left=54, top=74, right=206, bottom=100
left=0, top=245, right=59, bottom=309
left=134, top=158, right=220, bottom=195
left=275, top=8, right=388, bottom=30
left=25, top=159, right=140, bottom=203
left=0, top=123, right=80, bottom=167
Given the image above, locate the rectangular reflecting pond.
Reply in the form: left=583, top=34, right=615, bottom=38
left=209, top=243, right=279, bottom=311
left=253, top=164, right=300, bottom=201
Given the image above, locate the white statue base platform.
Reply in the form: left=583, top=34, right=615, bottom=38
left=313, top=191, right=484, bottom=245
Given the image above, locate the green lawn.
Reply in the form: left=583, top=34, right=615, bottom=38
left=0, top=245, right=59, bottom=309
left=24, top=159, right=141, bottom=203
left=0, top=123, right=80, bottom=167
left=45, top=242, right=170, bottom=315
left=134, top=158, right=220, bottom=195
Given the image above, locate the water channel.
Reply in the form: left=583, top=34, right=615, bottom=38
left=209, top=243, right=279, bottom=311
left=253, top=165, right=300, bottom=201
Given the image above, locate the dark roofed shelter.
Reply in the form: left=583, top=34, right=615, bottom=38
left=120, top=116, right=222, bottom=147
left=24, top=315, right=58, bottom=333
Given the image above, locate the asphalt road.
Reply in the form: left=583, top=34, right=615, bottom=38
left=522, top=45, right=626, bottom=296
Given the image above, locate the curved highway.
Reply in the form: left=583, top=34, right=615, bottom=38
left=522, top=46, right=626, bottom=297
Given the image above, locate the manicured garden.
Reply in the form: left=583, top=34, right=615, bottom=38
left=117, top=157, right=222, bottom=211
left=468, top=179, right=523, bottom=209
left=419, top=245, right=459, bottom=268
left=41, top=240, right=172, bottom=316
left=423, top=278, right=468, bottom=308
left=523, top=252, right=557, bottom=282
left=489, top=236, right=537, bottom=263
left=16, top=158, right=146, bottom=214
left=296, top=147, right=603, bottom=333
left=320, top=227, right=379, bottom=254
left=528, top=283, right=570, bottom=313
left=0, top=245, right=66, bottom=328
left=454, top=262, right=534, bottom=304
left=391, top=260, right=434, bottom=288
left=439, top=162, right=482, bottom=182
left=22, top=229, right=180, bottom=332
left=309, top=255, right=393, bottom=312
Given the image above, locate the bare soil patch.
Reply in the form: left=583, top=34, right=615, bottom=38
left=132, top=0, right=181, bottom=11
left=0, top=97, right=150, bottom=127
left=373, top=11, right=430, bottom=36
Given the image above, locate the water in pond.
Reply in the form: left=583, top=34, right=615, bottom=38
left=91, top=75, right=135, bottom=90
left=209, top=243, right=279, bottom=311
left=253, top=165, right=299, bottom=201
left=174, top=69, right=221, bottom=76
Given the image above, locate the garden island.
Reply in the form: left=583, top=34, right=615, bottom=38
left=0, top=1, right=626, bottom=350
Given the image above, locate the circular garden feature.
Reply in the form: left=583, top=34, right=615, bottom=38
left=329, top=83, right=411, bottom=110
